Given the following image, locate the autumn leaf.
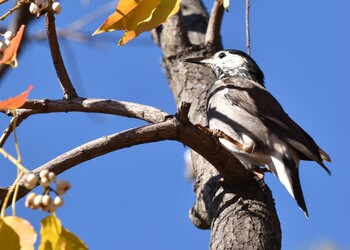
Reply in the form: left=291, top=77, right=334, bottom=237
left=93, top=0, right=181, bottom=45
left=0, top=216, right=37, bottom=250
left=0, top=218, right=21, bottom=250
left=217, top=0, right=230, bottom=11
left=0, top=85, right=33, bottom=110
left=39, top=214, right=87, bottom=250
left=0, top=25, right=25, bottom=68
left=93, top=0, right=160, bottom=34
left=119, top=0, right=181, bottom=45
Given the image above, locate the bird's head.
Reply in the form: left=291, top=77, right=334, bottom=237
left=185, top=50, right=265, bottom=86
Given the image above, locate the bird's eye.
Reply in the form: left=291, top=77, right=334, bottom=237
left=218, top=52, right=226, bottom=59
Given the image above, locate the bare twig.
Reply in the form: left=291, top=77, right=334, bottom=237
left=246, top=0, right=251, bottom=55
left=0, top=115, right=24, bottom=148
left=0, top=0, right=25, bottom=21
left=205, top=1, right=224, bottom=48
left=0, top=104, right=253, bottom=207
left=0, top=98, right=169, bottom=147
left=46, top=12, right=78, bottom=99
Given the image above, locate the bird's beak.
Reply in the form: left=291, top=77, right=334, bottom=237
left=184, top=57, right=212, bottom=66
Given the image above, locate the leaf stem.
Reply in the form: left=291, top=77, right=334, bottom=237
left=0, top=171, right=24, bottom=217
left=13, top=115, right=22, bottom=164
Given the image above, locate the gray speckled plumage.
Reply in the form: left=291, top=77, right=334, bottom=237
left=185, top=50, right=331, bottom=217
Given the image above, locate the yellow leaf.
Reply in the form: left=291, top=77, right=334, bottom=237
left=39, top=214, right=87, bottom=250
left=0, top=25, right=25, bottom=68
left=60, top=227, right=87, bottom=250
left=0, top=218, right=21, bottom=250
left=94, top=0, right=181, bottom=45
left=2, top=216, right=37, bottom=250
left=93, top=0, right=160, bottom=35
left=216, top=0, right=230, bottom=11
left=119, top=0, right=181, bottom=45
left=0, top=85, right=33, bottom=110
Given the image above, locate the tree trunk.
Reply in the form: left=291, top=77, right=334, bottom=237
left=154, top=0, right=282, bottom=249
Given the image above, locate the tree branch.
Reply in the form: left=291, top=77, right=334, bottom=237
left=205, top=0, right=224, bottom=49
left=46, top=12, right=78, bottom=99
left=0, top=97, right=169, bottom=147
left=0, top=115, right=24, bottom=148
left=245, top=0, right=251, bottom=55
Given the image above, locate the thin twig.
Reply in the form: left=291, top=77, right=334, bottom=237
left=0, top=115, right=24, bottom=148
left=0, top=0, right=25, bottom=21
left=205, top=1, right=224, bottom=48
left=46, top=12, right=78, bottom=99
left=245, top=0, right=251, bottom=55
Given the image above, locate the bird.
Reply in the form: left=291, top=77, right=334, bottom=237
left=185, top=49, right=331, bottom=217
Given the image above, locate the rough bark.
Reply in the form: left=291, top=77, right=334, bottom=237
left=154, top=0, right=282, bottom=249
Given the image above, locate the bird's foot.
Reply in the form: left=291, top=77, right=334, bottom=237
left=252, top=166, right=271, bottom=180
left=195, top=124, right=221, bottom=148
left=195, top=125, right=253, bottom=153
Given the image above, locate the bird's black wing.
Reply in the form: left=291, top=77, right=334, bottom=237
left=222, top=77, right=331, bottom=174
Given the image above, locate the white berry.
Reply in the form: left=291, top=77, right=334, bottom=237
left=39, top=169, right=49, bottom=179
left=42, top=194, right=51, bottom=206
left=48, top=172, right=56, bottom=182
left=40, top=177, right=50, bottom=188
left=25, top=193, right=37, bottom=208
left=29, top=2, right=39, bottom=14
left=52, top=2, right=62, bottom=14
left=24, top=173, right=39, bottom=190
left=53, top=196, right=64, bottom=207
left=33, top=194, right=43, bottom=206
left=4, top=31, right=13, bottom=41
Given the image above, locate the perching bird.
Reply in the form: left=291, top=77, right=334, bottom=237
left=185, top=50, right=331, bottom=217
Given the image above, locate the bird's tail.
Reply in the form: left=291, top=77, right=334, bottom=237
left=319, top=148, right=331, bottom=162
left=270, top=156, right=308, bottom=218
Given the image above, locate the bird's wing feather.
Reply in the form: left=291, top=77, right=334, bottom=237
left=222, top=77, right=331, bottom=174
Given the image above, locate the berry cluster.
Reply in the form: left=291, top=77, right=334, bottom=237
left=0, top=30, right=14, bottom=55
left=29, top=0, right=62, bottom=17
left=24, top=170, right=71, bottom=213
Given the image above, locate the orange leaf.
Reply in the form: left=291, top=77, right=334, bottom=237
left=0, top=25, right=25, bottom=68
left=119, top=0, right=180, bottom=45
left=0, top=85, right=33, bottom=110
left=93, top=0, right=160, bottom=35
left=94, top=0, right=181, bottom=45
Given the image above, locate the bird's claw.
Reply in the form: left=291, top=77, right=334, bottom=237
left=195, top=124, right=254, bottom=153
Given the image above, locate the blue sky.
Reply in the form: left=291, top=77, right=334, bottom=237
left=0, top=0, right=349, bottom=249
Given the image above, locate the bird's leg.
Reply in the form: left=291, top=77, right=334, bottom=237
left=196, top=124, right=221, bottom=148
left=251, top=166, right=271, bottom=180
left=195, top=124, right=254, bottom=153
left=253, top=166, right=271, bottom=174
